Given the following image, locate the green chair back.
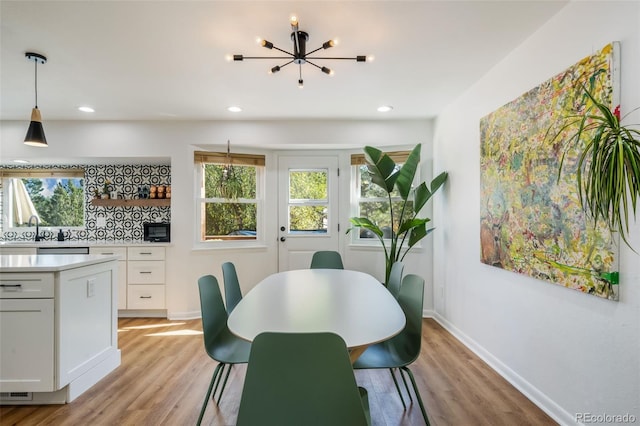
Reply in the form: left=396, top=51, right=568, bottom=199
left=222, top=262, right=242, bottom=314
left=387, top=261, right=405, bottom=298
left=236, top=332, right=370, bottom=426
left=197, top=274, right=228, bottom=357
left=309, top=250, right=344, bottom=269
left=388, top=273, right=424, bottom=363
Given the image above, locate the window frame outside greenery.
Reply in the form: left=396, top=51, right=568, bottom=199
left=195, top=152, right=264, bottom=245
left=351, top=156, right=419, bottom=246
left=287, top=168, right=330, bottom=235
left=1, top=169, right=86, bottom=232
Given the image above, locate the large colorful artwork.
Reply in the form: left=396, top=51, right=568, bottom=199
left=479, top=43, right=620, bottom=300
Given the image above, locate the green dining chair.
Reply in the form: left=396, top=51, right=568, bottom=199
left=197, top=275, right=251, bottom=426
left=309, top=250, right=344, bottom=269
left=222, top=261, right=242, bottom=314
left=386, top=261, right=405, bottom=298
left=236, top=332, right=371, bottom=426
left=353, top=274, right=431, bottom=426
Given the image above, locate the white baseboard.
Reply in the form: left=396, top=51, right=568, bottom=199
left=431, top=313, right=575, bottom=426
left=167, top=310, right=201, bottom=320
left=67, top=349, right=121, bottom=402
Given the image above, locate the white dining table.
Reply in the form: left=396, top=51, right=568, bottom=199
left=227, top=268, right=406, bottom=362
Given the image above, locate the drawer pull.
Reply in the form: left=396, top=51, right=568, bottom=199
left=0, top=284, right=23, bottom=288
left=139, top=252, right=153, bottom=255
left=101, top=252, right=115, bottom=255
left=140, top=296, right=152, bottom=299
left=139, top=271, right=153, bottom=274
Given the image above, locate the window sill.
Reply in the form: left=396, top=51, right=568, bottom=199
left=192, top=242, right=268, bottom=251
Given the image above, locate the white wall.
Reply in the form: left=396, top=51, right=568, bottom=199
left=433, top=2, right=639, bottom=424
left=1, top=118, right=436, bottom=318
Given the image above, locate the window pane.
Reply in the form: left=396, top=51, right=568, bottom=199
left=289, top=170, right=327, bottom=200
left=289, top=206, right=327, bottom=233
left=9, top=177, right=85, bottom=228
left=358, top=200, right=412, bottom=238
left=203, top=202, right=257, bottom=239
left=203, top=164, right=256, bottom=199
left=359, top=165, right=400, bottom=198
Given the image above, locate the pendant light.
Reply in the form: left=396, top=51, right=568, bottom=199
left=24, top=52, right=48, bottom=147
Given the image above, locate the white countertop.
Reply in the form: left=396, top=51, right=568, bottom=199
left=0, top=254, right=119, bottom=272
left=0, top=240, right=171, bottom=248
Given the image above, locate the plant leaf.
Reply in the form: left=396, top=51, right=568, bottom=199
left=364, top=146, right=398, bottom=193
left=396, top=144, right=421, bottom=200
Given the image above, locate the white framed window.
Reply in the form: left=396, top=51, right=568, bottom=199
left=1, top=169, right=86, bottom=231
left=194, top=151, right=265, bottom=246
left=350, top=151, right=414, bottom=244
left=287, top=168, right=329, bottom=234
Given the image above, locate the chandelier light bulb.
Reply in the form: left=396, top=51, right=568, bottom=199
left=367, top=55, right=375, bottom=62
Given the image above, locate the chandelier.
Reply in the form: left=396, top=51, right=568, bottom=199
left=233, top=16, right=370, bottom=88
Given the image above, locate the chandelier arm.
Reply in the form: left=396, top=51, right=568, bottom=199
left=305, top=46, right=324, bottom=56
left=239, top=56, right=293, bottom=60
left=304, top=60, right=324, bottom=71
left=272, top=45, right=294, bottom=56
left=305, top=56, right=363, bottom=60
left=278, top=60, right=295, bottom=69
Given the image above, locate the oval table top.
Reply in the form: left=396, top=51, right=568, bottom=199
left=227, top=268, right=406, bottom=351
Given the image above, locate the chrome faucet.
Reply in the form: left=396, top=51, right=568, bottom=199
left=28, top=215, right=42, bottom=241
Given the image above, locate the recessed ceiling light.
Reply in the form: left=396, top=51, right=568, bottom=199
left=377, top=105, right=393, bottom=112
left=13, top=159, right=30, bottom=164
left=78, top=106, right=95, bottom=113
left=227, top=106, right=242, bottom=112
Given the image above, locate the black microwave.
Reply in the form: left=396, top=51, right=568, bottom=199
left=143, top=222, right=171, bottom=242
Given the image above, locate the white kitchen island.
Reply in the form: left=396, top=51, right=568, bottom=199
left=0, top=254, right=121, bottom=404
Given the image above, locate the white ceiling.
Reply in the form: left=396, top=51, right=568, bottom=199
left=0, top=1, right=568, bottom=122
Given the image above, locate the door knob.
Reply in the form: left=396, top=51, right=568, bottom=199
left=280, top=237, right=286, bottom=242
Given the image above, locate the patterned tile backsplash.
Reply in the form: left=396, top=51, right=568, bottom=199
left=1, top=163, right=171, bottom=242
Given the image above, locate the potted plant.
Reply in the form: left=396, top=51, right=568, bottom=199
left=552, top=85, right=640, bottom=249
left=347, top=144, right=448, bottom=284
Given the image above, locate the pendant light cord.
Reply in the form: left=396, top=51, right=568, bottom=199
left=34, top=60, right=38, bottom=108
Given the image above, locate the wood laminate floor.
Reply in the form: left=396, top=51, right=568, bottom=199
left=0, top=318, right=557, bottom=426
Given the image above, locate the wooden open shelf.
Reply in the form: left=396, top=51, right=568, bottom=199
left=91, top=198, right=171, bottom=207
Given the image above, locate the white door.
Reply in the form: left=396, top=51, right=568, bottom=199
left=278, top=156, right=340, bottom=271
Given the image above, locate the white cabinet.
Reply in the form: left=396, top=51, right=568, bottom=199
left=0, top=274, right=54, bottom=392
left=127, top=246, right=166, bottom=310
left=90, top=246, right=127, bottom=309
left=91, top=245, right=166, bottom=313
left=0, top=259, right=120, bottom=404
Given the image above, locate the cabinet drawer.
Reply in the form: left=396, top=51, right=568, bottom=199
left=127, top=247, right=165, bottom=261
left=127, top=261, right=165, bottom=284
left=0, top=273, right=54, bottom=299
left=127, top=285, right=165, bottom=309
left=90, top=246, right=127, bottom=260
left=0, top=247, right=37, bottom=255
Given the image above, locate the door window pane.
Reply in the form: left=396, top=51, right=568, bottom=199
left=289, top=206, right=327, bottom=233
left=289, top=170, right=327, bottom=200
left=288, top=169, right=329, bottom=234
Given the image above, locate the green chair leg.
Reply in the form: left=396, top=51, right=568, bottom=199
left=215, top=364, right=234, bottom=404
left=198, top=362, right=225, bottom=426
left=400, top=366, right=430, bottom=426
left=388, top=368, right=406, bottom=409
left=397, top=367, right=413, bottom=403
